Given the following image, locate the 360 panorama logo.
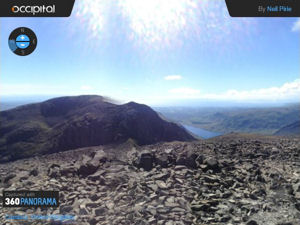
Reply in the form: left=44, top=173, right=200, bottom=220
left=11, top=5, right=55, bottom=15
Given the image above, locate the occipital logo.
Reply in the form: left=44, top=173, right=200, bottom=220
left=11, top=5, right=55, bottom=15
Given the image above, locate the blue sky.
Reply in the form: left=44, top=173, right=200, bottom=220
left=0, top=0, right=299, bottom=106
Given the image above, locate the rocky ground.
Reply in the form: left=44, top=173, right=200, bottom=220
left=0, top=134, right=300, bottom=225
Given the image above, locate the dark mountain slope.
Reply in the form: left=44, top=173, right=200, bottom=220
left=0, top=95, right=195, bottom=162
left=274, top=121, right=300, bottom=136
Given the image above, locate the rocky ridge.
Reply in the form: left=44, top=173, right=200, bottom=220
left=0, top=135, right=300, bottom=225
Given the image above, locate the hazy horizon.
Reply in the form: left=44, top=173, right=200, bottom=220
left=1, top=94, right=299, bottom=110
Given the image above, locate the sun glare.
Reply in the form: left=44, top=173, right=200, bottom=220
left=118, top=0, right=199, bottom=46
left=74, top=0, right=254, bottom=50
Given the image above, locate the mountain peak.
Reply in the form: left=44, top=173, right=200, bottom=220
left=0, top=95, right=195, bottom=162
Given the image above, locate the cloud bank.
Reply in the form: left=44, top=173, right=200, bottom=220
left=167, top=79, right=300, bottom=101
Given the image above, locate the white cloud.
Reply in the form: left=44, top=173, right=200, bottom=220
left=164, top=75, right=182, bottom=80
left=292, top=18, right=300, bottom=32
left=167, top=79, right=300, bottom=101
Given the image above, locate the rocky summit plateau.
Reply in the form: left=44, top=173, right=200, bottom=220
left=0, top=134, right=300, bottom=225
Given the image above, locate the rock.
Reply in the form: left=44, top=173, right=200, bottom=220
left=136, top=150, right=154, bottom=171
left=79, top=206, right=89, bottom=215
left=91, top=150, right=107, bottom=163
left=153, top=172, right=169, bottom=180
left=220, top=215, right=231, bottom=222
left=246, top=220, right=259, bottom=225
left=49, top=163, right=60, bottom=169
left=59, top=205, right=73, bottom=214
left=87, top=170, right=105, bottom=184
left=48, top=167, right=60, bottom=178
left=29, top=168, right=39, bottom=176
left=176, top=155, right=186, bottom=166
left=196, top=155, right=204, bottom=164
left=203, top=175, right=219, bottom=183
left=89, top=218, right=98, bottom=225
left=191, top=204, right=217, bottom=212
left=156, top=180, right=168, bottom=189
left=204, top=158, right=220, bottom=172
left=3, top=173, right=16, bottom=183
left=90, top=194, right=100, bottom=201
left=176, top=151, right=197, bottom=169
left=185, top=151, right=198, bottom=169
left=249, top=193, right=258, bottom=200
left=148, top=184, right=158, bottom=192
left=155, top=154, right=169, bottom=168
left=95, top=207, right=106, bottom=216
left=78, top=160, right=99, bottom=176
left=295, top=202, right=300, bottom=211
left=60, top=166, right=78, bottom=176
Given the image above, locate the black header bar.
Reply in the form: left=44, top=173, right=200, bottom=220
left=0, top=0, right=75, bottom=17
left=225, top=0, right=300, bottom=17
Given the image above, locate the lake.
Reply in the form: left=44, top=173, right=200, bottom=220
left=183, top=124, right=222, bottom=139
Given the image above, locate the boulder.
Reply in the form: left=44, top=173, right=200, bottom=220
left=3, top=173, right=16, bottom=183
left=29, top=168, right=39, bottom=176
left=60, top=166, right=78, bottom=177
left=91, top=150, right=107, bottom=164
left=78, top=160, right=99, bottom=176
left=136, top=150, right=154, bottom=171
left=204, top=157, right=220, bottom=172
left=246, top=220, right=259, bottom=225
left=155, top=154, right=169, bottom=168
left=176, top=151, right=198, bottom=169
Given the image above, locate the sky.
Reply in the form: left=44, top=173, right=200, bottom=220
left=0, top=0, right=299, bottom=106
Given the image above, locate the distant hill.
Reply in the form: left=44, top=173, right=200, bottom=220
left=157, top=104, right=300, bottom=135
left=274, top=121, right=300, bottom=136
left=0, top=95, right=195, bottom=162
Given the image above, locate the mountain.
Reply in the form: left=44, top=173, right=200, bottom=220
left=274, top=121, right=300, bottom=136
left=0, top=95, right=195, bottom=162
left=157, top=104, right=300, bottom=134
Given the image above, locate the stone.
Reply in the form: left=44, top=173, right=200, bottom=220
left=246, top=220, right=259, bottom=225
left=60, top=166, right=78, bottom=176
left=79, top=207, right=89, bottom=215
left=204, top=158, right=220, bottom=172
left=3, top=173, right=16, bottom=183
left=87, top=171, right=105, bottom=184
left=295, top=202, right=300, bottom=211
left=95, top=207, right=106, bottom=216
left=148, top=184, right=158, bottom=192
left=89, top=218, right=98, bottom=225
left=59, top=205, right=73, bottom=214
left=185, top=151, right=198, bottom=169
left=48, top=167, right=60, bottom=178
left=91, top=150, right=107, bottom=163
left=156, top=180, right=168, bottom=189
left=155, top=154, right=169, bottom=168
left=137, top=150, right=154, bottom=171
left=29, top=168, right=39, bottom=176
left=90, top=194, right=100, bottom=201
left=78, top=160, right=99, bottom=176
left=176, top=151, right=197, bottom=169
